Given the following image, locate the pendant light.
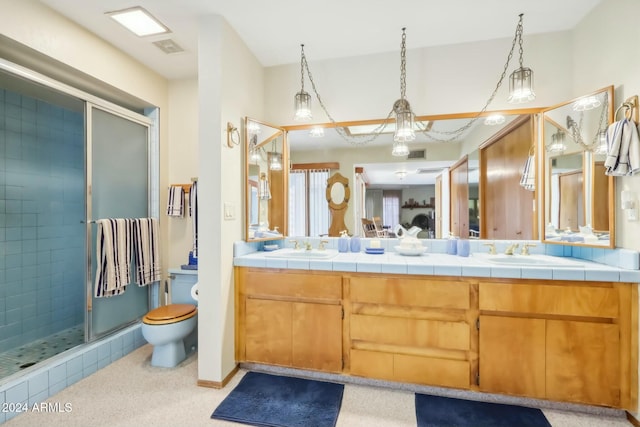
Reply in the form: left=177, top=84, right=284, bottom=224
left=392, top=28, right=416, bottom=155
left=507, top=14, right=535, bottom=104
left=294, top=44, right=312, bottom=121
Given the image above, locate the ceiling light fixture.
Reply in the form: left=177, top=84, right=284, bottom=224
left=395, top=170, right=408, bottom=180
left=107, top=7, right=170, bottom=37
left=309, top=127, right=324, bottom=137
left=572, top=96, right=601, bottom=111
left=293, top=14, right=534, bottom=149
left=484, top=114, right=506, bottom=126
left=507, top=14, right=535, bottom=104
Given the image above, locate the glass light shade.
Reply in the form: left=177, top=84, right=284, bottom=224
left=394, top=109, right=416, bottom=142
left=548, top=131, right=566, bottom=153
left=247, top=121, right=261, bottom=135
left=508, top=67, right=535, bottom=104
left=391, top=140, right=410, bottom=157
left=250, top=148, right=262, bottom=163
left=268, top=152, right=283, bottom=171
left=294, top=90, right=312, bottom=121
left=594, top=130, right=608, bottom=154
left=573, top=96, right=601, bottom=112
left=309, top=127, right=324, bottom=138
left=484, top=114, right=506, bottom=126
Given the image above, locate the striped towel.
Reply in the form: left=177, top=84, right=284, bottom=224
left=167, top=185, right=185, bottom=217
left=189, top=181, right=198, bottom=257
left=94, top=218, right=133, bottom=298
left=132, top=218, right=162, bottom=286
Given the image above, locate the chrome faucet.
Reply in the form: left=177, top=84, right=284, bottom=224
left=318, top=240, right=329, bottom=250
left=483, top=242, right=497, bottom=255
left=289, top=239, right=300, bottom=250
left=521, top=242, right=537, bottom=256
left=504, top=243, right=519, bottom=255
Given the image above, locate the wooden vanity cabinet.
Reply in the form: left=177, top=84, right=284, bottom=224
left=478, top=280, right=635, bottom=408
left=235, top=268, right=343, bottom=372
left=347, top=275, right=477, bottom=389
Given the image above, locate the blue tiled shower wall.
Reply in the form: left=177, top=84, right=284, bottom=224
left=0, top=88, right=85, bottom=351
left=0, top=323, right=145, bottom=424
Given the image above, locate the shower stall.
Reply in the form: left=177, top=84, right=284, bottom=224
left=0, top=61, right=157, bottom=382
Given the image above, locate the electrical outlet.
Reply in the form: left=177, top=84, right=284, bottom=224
left=224, top=202, right=235, bottom=220
left=627, top=208, right=638, bottom=222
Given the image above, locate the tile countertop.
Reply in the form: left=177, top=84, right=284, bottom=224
left=234, top=248, right=640, bottom=283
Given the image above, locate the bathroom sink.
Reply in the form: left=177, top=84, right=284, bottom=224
left=265, top=249, right=339, bottom=259
left=472, top=253, right=581, bottom=268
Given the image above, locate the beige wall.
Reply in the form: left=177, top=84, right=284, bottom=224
left=167, top=79, right=199, bottom=270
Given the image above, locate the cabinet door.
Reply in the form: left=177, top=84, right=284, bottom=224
left=245, top=298, right=292, bottom=365
left=292, top=302, right=342, bottom=372
left=546, top=320, right=620, bottom=406
left=479, top=315, right=545, bottom=398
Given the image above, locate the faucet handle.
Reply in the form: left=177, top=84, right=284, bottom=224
left=289, top=239, right=300, bottom=250
left=318, top=240, right=329, bottom=250
left=483, top=242, right=497, bottom=255
left=521, top=242, right=537, bottom=256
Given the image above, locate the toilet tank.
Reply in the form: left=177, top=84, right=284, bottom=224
left=169, top=270, right=198, bottom=305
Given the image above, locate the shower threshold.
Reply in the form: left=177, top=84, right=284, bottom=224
left=0, top=325, right=84, bottom=380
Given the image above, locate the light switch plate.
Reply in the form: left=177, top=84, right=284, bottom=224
left=224, top=202, right=235, bottom=220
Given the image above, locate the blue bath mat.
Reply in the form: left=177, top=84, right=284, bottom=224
left=415, top=394, right=552, bottom=427
left=211, top=371, right=344, bottom=427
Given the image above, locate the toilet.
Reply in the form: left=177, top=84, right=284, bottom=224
left=141, top=278, right=198, bottom=368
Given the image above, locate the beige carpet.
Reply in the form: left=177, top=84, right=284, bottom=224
left=4, top=345, right=632, bottom=427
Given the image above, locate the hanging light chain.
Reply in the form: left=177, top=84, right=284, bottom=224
left=300, top=44, right=306, bottom=93
left=301, top=45, right=395, bottom=145
left=416, top=14, right=524, bottom=142
left=400, top=28, right=407, bottom=101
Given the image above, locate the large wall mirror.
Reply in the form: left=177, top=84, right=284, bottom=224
left=541, top=86, right=615, bottom=247
left=285, top=111, right=536, bottom=240
left=244, top=117, right=288, bottom=242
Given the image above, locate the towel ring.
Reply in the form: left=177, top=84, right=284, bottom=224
left=615, top=96, right=638, bottom=122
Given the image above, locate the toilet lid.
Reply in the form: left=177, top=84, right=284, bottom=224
left=143, top=304, right=197, bottom=325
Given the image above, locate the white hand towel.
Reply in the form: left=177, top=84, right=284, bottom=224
left=167, top=186, right=185, bottom=217
left=605, top=119, right=640, bottom=176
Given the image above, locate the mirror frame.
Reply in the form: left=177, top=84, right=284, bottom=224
left=540, top=85, right=615, bottom=248
left=244, top=117, right=289, bottom=242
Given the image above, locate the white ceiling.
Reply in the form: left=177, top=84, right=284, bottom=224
left=39, top=0, right=602, bottom=80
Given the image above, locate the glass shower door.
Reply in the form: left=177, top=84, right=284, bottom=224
left=88, top=105, right=151, bottom=339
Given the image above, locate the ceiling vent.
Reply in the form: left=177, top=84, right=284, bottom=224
left=407, top=149, right=426, bottom=159
left=416, top=167, right=445, bottom=174
left=153, top=39, right=184, bottom=54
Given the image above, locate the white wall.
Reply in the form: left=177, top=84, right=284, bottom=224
left=573, top=0, right=640, bottom=251
left=197, top=15, right=265, bottom=383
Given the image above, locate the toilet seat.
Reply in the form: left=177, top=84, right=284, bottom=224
left=143, top=304, right=197, bottom=325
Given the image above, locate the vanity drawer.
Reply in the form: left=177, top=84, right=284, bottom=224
left=350, top=277, right=470, bottom=309
left=479, top=282, right=619, bottom=318
left=245, top=270, right=342, bottom=300
left=351, top=314, right=470, bottom=351
left=350, top=349, right=469, bottom=389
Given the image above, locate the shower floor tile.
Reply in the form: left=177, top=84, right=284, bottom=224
left=0, top=325, right=84, bottom=380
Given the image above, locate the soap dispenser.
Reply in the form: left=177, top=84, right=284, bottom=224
left=338, top=230, right=350, bottom=253
left=350, top=233, right=361, bottom=253
left=446, top=232, right=458, bottom=255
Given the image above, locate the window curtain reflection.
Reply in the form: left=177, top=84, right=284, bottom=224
left=382, top=190, right=401, bottom=230
left=288, top=169, right=330, bottom=236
